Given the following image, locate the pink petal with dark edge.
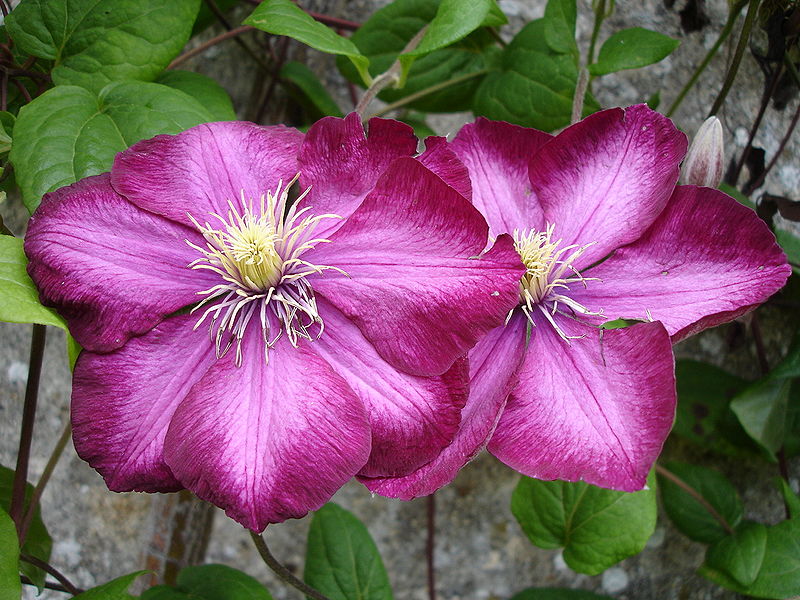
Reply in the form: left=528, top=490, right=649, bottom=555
left=573, top=186, right=791, bottom=342
left=313, top=297, right=467, bottom=478
left=111, top=121, right=303, bottom=228
left=533, top=105, right=687, bottom=269
left=71, top=315, right=218, bottom=493
left=450, top=117, right=551, bottom=236
left=24, top=173, right=218, bottom=352
left=417, top=136, right=473, bottom=200
left=306, top=157, right=525, bottom=377
left=489, top=316, right=675, bottom=492
left=297, top=113, right=418, bottom=236
left=361, top=312, right=528, bottom=500
left=162, top=321, right=371, bottom=532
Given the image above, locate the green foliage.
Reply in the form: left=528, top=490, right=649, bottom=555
left=11, top=82, right=217, bottom=212
left=509, top=589, right=613, bottom=600
left=141, top=564, right=272, bottom=600
left=0, top=236, right=67, bottom=330
left=304, top=503, right=393, bottom=600
left=0, top=112, right=14, bottom=155
left=543, top=0, right=579, bottom=57
left=280, top=62, right=343, bottom=119
left=74, top=572, right=147, bottom=600
left=510, top=473, right=657, bottom=575
left=0, top=466, right=52, bottom=589
left=6, top=0, right=200, bottom=93
left=589, top=28, right=679, bottom=76
left=0, top=508, right=21, bottom=600
left=777, top=479, right=800, bottom=519
left=245, top=0, right=371, bottom=86
left=699, top=519, right=800, bottom=598
left=156, top=71, right=237, bottom=121
left=658, top=461, right=742, bottom=544
left=775, top=229, right=800, bottom=274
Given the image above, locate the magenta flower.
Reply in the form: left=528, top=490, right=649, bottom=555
left=362, top=105, right=790, bottom=498
left=24, top=115, right=524, bottom=531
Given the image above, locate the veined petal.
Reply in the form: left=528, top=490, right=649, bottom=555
left=306, top=157, right=525, bottom=377
left=71, top=315, right=217, bottom=493
left=534, top=105, right=687, bottom=269
left=314, top=298, right=467, bottom=478
left=574, top=186, right=791, bottom=342
left=361, top=312, right=527, bottom=500
left=162, top=323, right=371, bottom=532
left=489, top=316, right=675, bottom=492
left=111, top=121, right=303, bottom=228
left=450, top=117, right=551, bottom=236
left=297, top=113, right=418, bottom=235
left=417, top=136, right=473, bottom=200
left=24, top=174, right=217, bottom=352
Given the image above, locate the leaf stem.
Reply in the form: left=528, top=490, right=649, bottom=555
left=18, top=421, right=72, bottom=545
left=426, top=494, right=436, bottom=600
left=666, top=0, right=745, bottom=117
left=708, top=0, right=761, bottom=117
left=20, top=575, right=82, bottom=595
left=654, top=464, right=736, bottom=535
left=168, top=25, right=255, bottom=69
left=19, top=554, right=82, bottom=596
left=249, top=531, right=333, bottom=600
left=9, top=324, right=46, bottom=537
left=369, top=68, right=489, bottom=118
left=571, top=67, right=589, bottom=125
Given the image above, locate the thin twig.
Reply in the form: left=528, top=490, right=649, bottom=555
left=307, top=10, right=360, bottom=31
left=655, top=464, right=736, bottom=535
left=168, top=25, right=255, bottom=69
left=9, top=325, right=47, bottom=535
left=11, top=78, right=31, bottom=104
left=249, top=531, right=333, bottom=600
left=571, top=67, right=589, bottom=124
left=19, top=554, right=82, bottom=596
left=19, top=421, right=72, bottom=544
left=750, top=313, right=770, bottom=376
left=21, top=575, right=83, bottom=595
left=203, top=0, right=272, bottom=72
left=426, top=494, right=436, bottom=600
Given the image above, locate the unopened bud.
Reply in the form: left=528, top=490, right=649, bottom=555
left=680, top=116, right=724, bottom=187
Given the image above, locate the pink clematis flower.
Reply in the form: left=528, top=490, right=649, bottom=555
left=362, top=105, right=790, bottom=499
left=24, top=116, right=524, bottom=531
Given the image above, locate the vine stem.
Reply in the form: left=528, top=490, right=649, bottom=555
left=18, top=421, right=72, bottom=545
left=249, top=531, right=333, bottom=600
left=427, top=494, right=436, bottom=600
left=666, top=0, right=746, bottom=117
left=20, top=575, right=82, bottom=595
left=708, top=0, right=761, bottom=117
left=355, top=25, right=429, bottom=118
left=571, top=67, right=589, bottom=125
left=369, top=69, right=489, bottom=118
left=654, top=464, right=736, bottom=535
left=168, top=25, right=255, bottom=69
left=19, top=554, right=82, bottom=596
left=9, top=324, right=47, bottom=537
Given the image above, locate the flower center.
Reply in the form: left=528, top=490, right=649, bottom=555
left=186, top=176, right=343, bottom=365
left=512, top=224, right=602, bottom=341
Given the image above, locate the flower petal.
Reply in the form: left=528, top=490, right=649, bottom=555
left=111, top=121, right=303, bottom=228
left=360, top=312, right=527, bottom=499
left=573, top=186, right=791, bottom=342
left=297, top=113, right=418, bottom=234
left=489, top=316, right=675, bottom=492
left=24, top=174, right=217, bottom=352
left=417, top=136, right=473, bottom=200
left=71, top=315, right=217, bottom=493
left=162, top=322, right=371, bottom=531
left=534, top=105, right=687, bottom=268
left=450, top=117, right=551, bottom=236
left=313, top=297, right=467, bottom=478
left=306, top=157, right=525, bottom=376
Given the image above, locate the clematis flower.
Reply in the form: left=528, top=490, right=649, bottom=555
left=24, top=116, right=524, bottom=531
left=362, top=105, right=790, bottom=499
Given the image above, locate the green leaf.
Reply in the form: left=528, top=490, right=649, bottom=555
left=6, top=0, right=200, bottom=93
left=509, top=588, right=613, bottom=600
left=279, top=61, right=343, bottom=119
left=244, top=0, right=371, bottom=86
left=0, top=466, right=52, bottom=590
left=67, top=334, right=82, bottom=370
left=776, top=229, right=800, bottom=274
left=481, top=1, right=508, bottom=27
left=399, top=112, right=437, bottom=139
left=511, top=473, right=657, bottom=575
left=74, top=572, right=147, bottom=600
left=0, top=111, right=14, bottom=155
left=589, top=28, right=679, bottom=76
left=731, top=376, right=791, bottom=458
left=776, top=478, right=800, bottom=519
left=337, top=0, right=495, bottom=113
left=0, top=508, right=21, bottom=600
left=706, top=521, right=768, bottom=587
left=645, top=91, right=660, bottom=110
left=305, top=503, right=393, bottom=600
left=0, top=236, right=67, bottom=329
left=473, top=18, right=599, bottom=132
left=156, top=71, right=236, bottom=121
left=719, top=182, right=756, bottom=209
left=658, top=461, right=742, bottom=544
left=543, top=0, right=578, bottom=56
left=672, top=360, right=756, bottom=456
left=700, top=519, right=800, bottom=598
left=192, top=0, right=240, bottom=35
left=600, top=317, right=647, bottom=329
left=11, top=82, right=216, bottom=212
left=142, top=565, right=272, bottom=600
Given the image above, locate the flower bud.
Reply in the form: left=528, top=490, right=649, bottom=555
left=680, top=116, right=724, bottom=187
